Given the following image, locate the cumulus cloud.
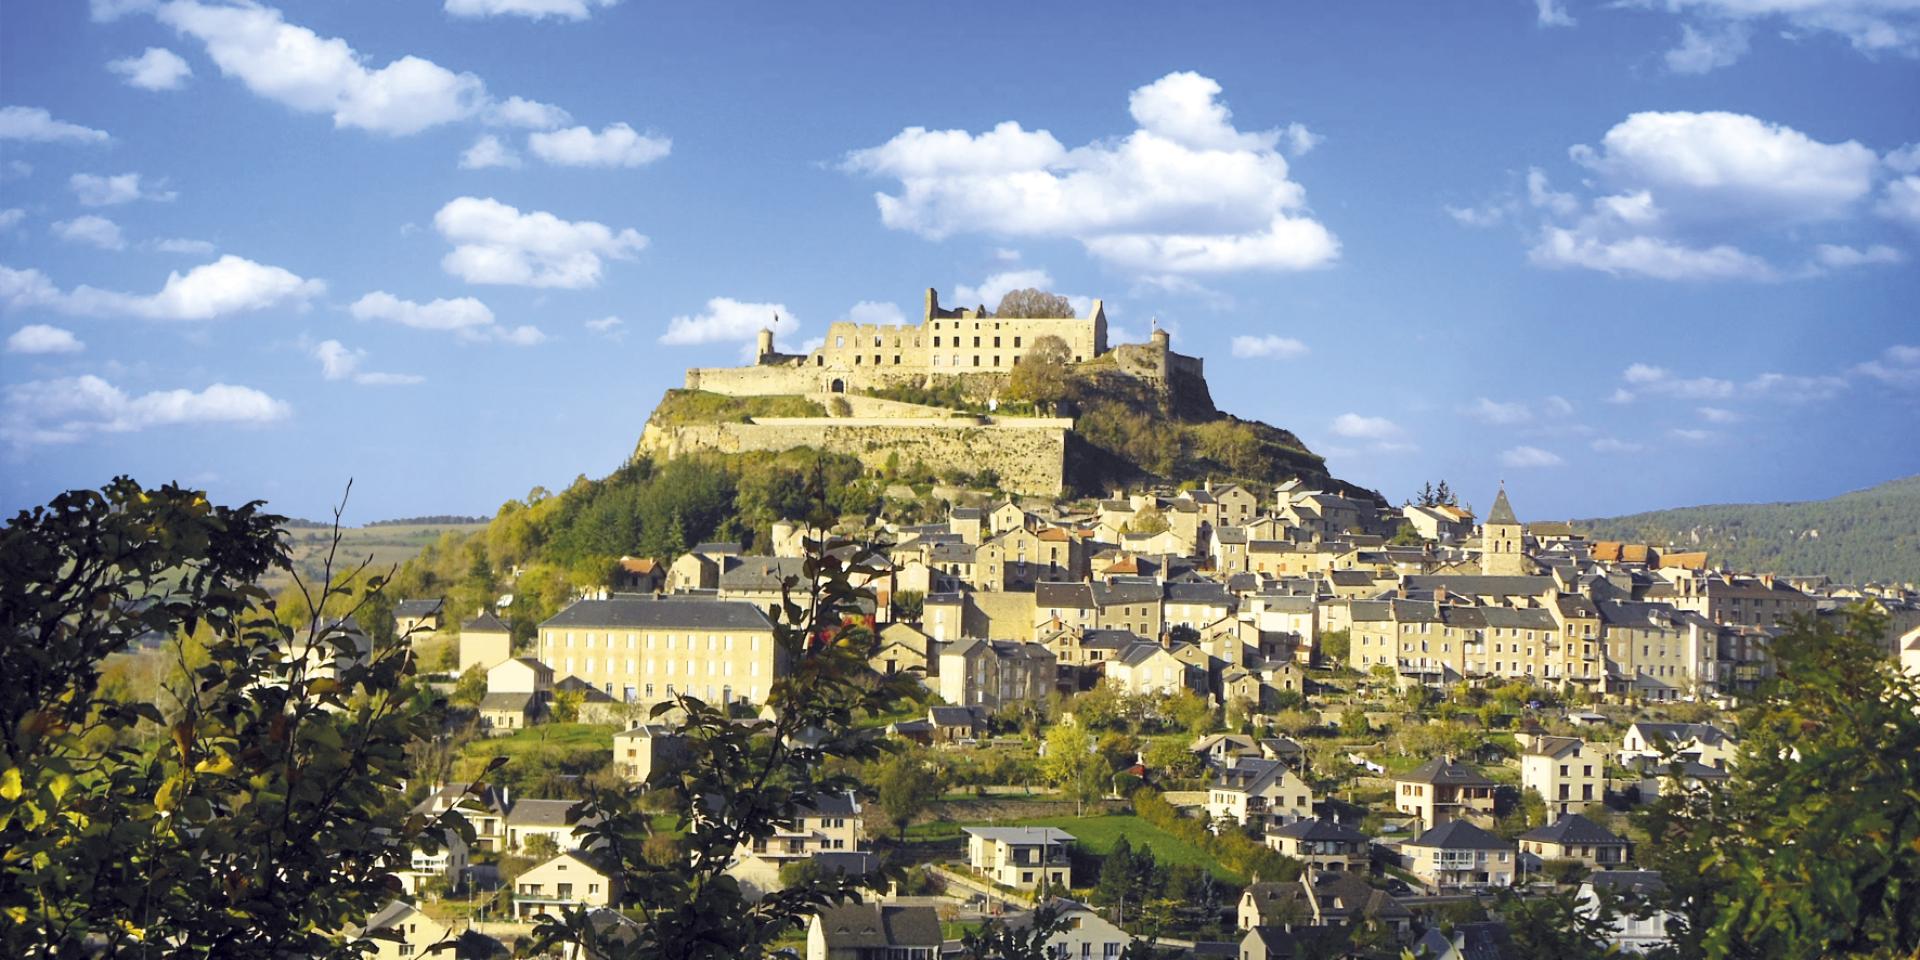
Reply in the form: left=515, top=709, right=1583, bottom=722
left=1649, top=0, right=1920, bottom=72
left=460, top=134, right=521, bottom=170
left=1, top=256, right=323, bottom=321
left=846, top=301, right=906, bottom=326
left=1612, top=361, right=1849, bottom=405
left=527, top=123, right=670, bottom=168
left=445, top=0, right=620, bottom=19
left=1878, top=175, right=1920, bottom=225
left=661, top=297, right=796, bottom=358
left=1521, top=111, right=1893, bottom=281
left=70, top=172, right=175, bottom=206
left=1696, top=405, right=1742, bottom=423
left=7, top=324, right=85, bottom=355
left=433, top=196, right=647, bottom=288
left=1282, top=122, right=1322, bottom=155
left=349, top=289, right=542, bottom=345
left=0, top=209, right=22, bottom=231
left=1812, top=243, right=1904, bottom=269
left=1536, top=0, right=1576, bottom=26
left=584, top=315, right=625, bottom=338
left=312, top=339, right=423, bottom=385
left=1463, top=397, right=1534, bottom=425
left=2, top=374, right=289, bottom=447
left=0, top=106, right=111, bottom=144
left=152, top=237, right=216, bottom=255
left=1854, top=344, right=1920, bottom=387
left=485, top=96, right=571, bottom=130
left=1329, top=413, right=1402, bottom=440
left=108, top=47, right=193, bottom=90
left=1591, top=437, right=1644, bottom=454
left=52, top=215, right=127, bottom=251
left=1500, top=445, right=1565, bottom=468
left=1230, top=334, right=1308, bottom=359
left=844, top=71, right=1338, bottom=275
left=1669, top=427, right=1715, bottom=443
left=154, top=0, right=491, bottom=136
left=953, top=270, right=1054, bottom=311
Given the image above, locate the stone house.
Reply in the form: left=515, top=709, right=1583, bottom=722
left=512, top=851, right=619, bottom=920
left=1519, top=814, right=1631, bottom=870
left=1392, top=758, right=1496, bottom=831
left=410, top=782, right=510, bottom=852
left=352, top=900, right=504, bottom=960
left=1522, top=736, right=1605, bottom=818
left=458, top=609, right=513, bottom=675
left=505, top=798, right=601, bottom=854
left=1094, top=577, right=1165, bottom=639
left=963, top=826, right=1073, bottom=891
left=392, top=598, right=445, bottom=640
left=1579, top=871, right=1675, bottom=956
left=1046, top=899, right=1130, bottom=959
left=613, top=723, right=687, bottom=786
left=937, top=637, right=1056, bottom=711
left=1401, top=820, right=1515, bottom=891
left=805, top=903, right=941, bottom=960
left=479, top=657, right=552, bottom=735
left=1104, top=641, right=1193, bottom=696
left=537, top=594, right=780, bottom=710
left=1207, top=756, right=1316, bottom=829
left=742, top=792, right=865, bottom=864
left=870, top=621, right=932, bottom=678
left=1237, top=873, right=1411, bottom=936
left=1263, top=817, right=1370, bottom=874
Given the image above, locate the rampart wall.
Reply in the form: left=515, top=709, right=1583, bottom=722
left=639, top=416, right=1073, bottom=495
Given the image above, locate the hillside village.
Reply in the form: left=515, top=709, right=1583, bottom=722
left=347, top=297, right=1920, bottom=959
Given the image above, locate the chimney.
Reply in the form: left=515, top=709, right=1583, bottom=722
left=1434, top=585, right=1449, bottom=605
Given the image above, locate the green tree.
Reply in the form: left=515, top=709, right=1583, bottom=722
left=1319, top=628, right=1350, bottom=665
left=1095, top=835, right=1136, bottom=915
left=1006, top=334, right=1074, bottom=411
left=994, top=288, right=1076, bottom=319
left=1495, top=887, right=1617, bottom=960
left=1041, top=721, right=1106, bottom=815
left=527, top=536, right=923, bottom=959
left=874, top=750, right=945, bottom=843
left=522, top=832, right=561, bottom=862
left=550, top=687, right=584, bottom=723
left=1339, top=706, right=1370, bottom=738
left=1639, top=608, right=1920, bottom=960
left=1143, top=737, right=1203, bottom=780
left=0, top=479, right=475, bottom=957
left=452, top=661, right=489, bottom=708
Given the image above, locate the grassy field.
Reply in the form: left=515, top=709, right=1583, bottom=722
left=453, top=722, right=617, bottom=794
left=261, top=521, right=487, bottom=595
left=911, top=808, right=1237, bottom=883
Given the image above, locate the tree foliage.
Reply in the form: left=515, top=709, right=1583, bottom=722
left=993, top=288, right=1076, bottom=319
left=1638, top=608, right=1920, bottom=960
left=1007, top=334, right=1073, bottom=410
left=0, top=478, right=471, bottom=958
left=524, top=535, right=922, bottom=959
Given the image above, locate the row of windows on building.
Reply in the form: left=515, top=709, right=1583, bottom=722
left=544, top=631, right=761, bottom=652
left=553, top=656, right=761, bottom=679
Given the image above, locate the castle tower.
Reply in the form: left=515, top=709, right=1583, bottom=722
left=755, top=324, right=775, bottom=362
left=1149, top=322, right=1170, bottom=351
left=1481, top=485, right=1530, bottom=576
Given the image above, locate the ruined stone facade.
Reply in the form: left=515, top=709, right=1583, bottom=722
left=686, top=288, right=1110, bottom=397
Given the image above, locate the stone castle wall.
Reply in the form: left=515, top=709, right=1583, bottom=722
left=639, top=416, right=1072, bottom=495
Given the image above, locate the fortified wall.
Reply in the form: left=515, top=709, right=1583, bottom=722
left=638, top=413, right=1073, bottom=495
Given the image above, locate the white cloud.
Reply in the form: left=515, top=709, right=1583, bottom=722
left=7, top=324, right=85, bottom=355
left=1515, top=112, right=1893, bottom=281
left=1536, top=0, right=1576, bottom=26
left=1614, top=361, right=1849, bottom=405
left=1812, top=243, right=1904, bottom=268
left=846, top=301, right=906, bottom=326
left=993, top=248, right=1022, bottom=262
left=1664, top=22, right=1751, bottom=73
left=1650, top=0, right=1920, bottom=71
left=527, top=123, right=670, bottom=168
left=52, top=216, right=127, bottom=251
left=1590, top=437, right=1644, bottom=453
left=433, top=196, right=647, bottom=288
left=1282, top=122, right=1322, bottom=156
left=1230, top=334, right=1308, bottom=359
left=0, top=106, right=111, bottom=144
left=0, top=209, right=22, bottom=231
left=1668, top=427, right=1715, bottom=443
left=445, top=0, right=619, bottom=20
left=312, top=339, right=423, bottom=385
left=460, top=134, right=522, bottom=170
left=155, top=0, right=489, bottom=136
left=1697, top=405, right=1742, bottom=423
left=1446, top=203, right=1509, bottom=227
left=844, top=70, right=1338, bottom=275
left=1329, top=413, right=1402, bottom=440
left=661, top=297, right=796, bottom=358
left=152, top=237, right=216, bottom=255
left=1543, top=395, right=1576, bottom=417
left=485, top=96, right=571, bottom=129
left=1, top=256, right=323, bottom=321
left=108, top=47, right=192, bottom=90
left=1500, top=445, right=1564, bottom=468
left=70, top=172, right=176, bottom=206
left=584, top=315, right=625, bottom=340
left=350, top=289, right=541, bottom=345
left=90, top=0, right=156, bottom=22
left=2, top=374, right=288, bottom=447
left=954, top=269, right=1056, bottom=311
left=1877, top=175, right=1920, bottom=225
left=1464, top=397, right=1534, bottom=425
left=1854, top=344, right=1920, bottom=387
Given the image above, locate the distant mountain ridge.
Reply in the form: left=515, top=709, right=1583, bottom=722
left=1574, top=475, right=1920, bottom=585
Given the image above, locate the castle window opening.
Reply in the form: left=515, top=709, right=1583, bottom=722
left=1014, top=336, right=1022, bottom=348
left=854, top=355, right=862, bottom=365
left=933, top=336, right=941, bottom=347
left=874, top=355, right=881, bottom=365
left=973, top=356, right=981, bottom=367
left=973, top=336, right=981, bottom=347
left=994, top=356, right=1001, bottom=367
left=894, top=355, right=901, bottom=365
left=815, top=356, right=823, bottom=366
left=932, top=356, right=941, bottom=366
left=835, top=336, right=844, bottom=347
left=830, top=379, right=845, bottom=393
left=873, top=335, right=881, bottom=347
left=994, top=336, right=1001, bottom=347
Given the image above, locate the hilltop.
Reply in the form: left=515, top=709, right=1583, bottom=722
left=1575, top=474, right=1920, bottom=585
left=637, top=286, right=1377, bottom=503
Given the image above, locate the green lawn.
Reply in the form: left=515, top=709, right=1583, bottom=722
left=1010, top=814, right=1237, bottom=881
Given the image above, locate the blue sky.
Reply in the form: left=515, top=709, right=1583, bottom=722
left=2, top=0, right=1916, bottom=523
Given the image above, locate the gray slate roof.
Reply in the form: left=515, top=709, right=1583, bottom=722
left=1399, top=757, right=1496, bottom=787
left=1408, top=819, right=1511, bottom=851
left=1520, top=813, right=1625, bottom=847
left=541, top=595, right=773, bottom=631
left=814, top=904, right=941, bottom=949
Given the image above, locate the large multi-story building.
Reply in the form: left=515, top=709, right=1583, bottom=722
left=537, top=594, right=780, bottom=710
